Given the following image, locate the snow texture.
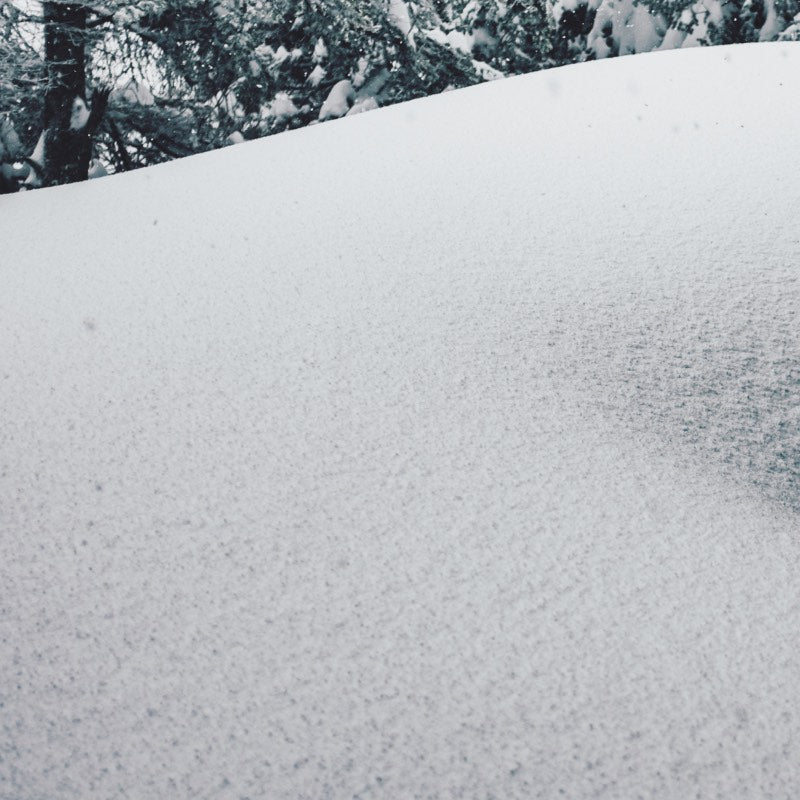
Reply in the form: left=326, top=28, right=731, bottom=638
left=112, top=79, right=155, bottom=107
left=313, top=36, right=328, bottom=64
left=472, top=58, right=506, bottom=81
left=587, top=0, right=664, bottom=57
left=307, top=64, right=326, bottom=87
left=266, top=93, right=300, bottom=120
left=425, top=26, right=475, bottom=55
left=779, top=12, right=800, bottom=39
left=759, top=0, right=781, bottom=41
left=387, top=0, right=416, bottom=48
left=1, top=42, right=800, bottom=800
left=346, top=96, right=380, bottom=116
left=318, top=79, right=355, bottom=120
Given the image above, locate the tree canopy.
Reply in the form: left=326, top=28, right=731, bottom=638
left=1, top=0, right=798, bottom=188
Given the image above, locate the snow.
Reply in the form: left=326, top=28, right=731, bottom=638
left=779, top=14, right=800, bottom=41
left=352, top=56, right=370, bottom=90
left=267, top=92, right=300, bottom=120
left=388, top=0, right=416, bottom=47
left=2, top=42, right=800, bottom=800
left=318, top=79, right=355, bottom=120
left=472, top=58, right=506, bottom=81
left=346, top=96, right=380, bottom=116
left=87, top=158, right=108, bottom=179
left=553, top=0, right=581, bottom=21
left=112, top=78, right=155, bottom=107
left=759, top=0, right=781, bottom=41
left=587, top=0, right=664, bottom=57
left=425, top=26, right=475, bottom=55
left=659, top=26, right=688, bottom=49
left=69, top=97, right=91, bottom=132
left=215, top=84, right=247, bottom=122
left=313, top=37, right=328, bottom=63
left=306, top=63, right=326, bottom=87
left=253, top=43, right=273, bottom=61
left=631, top=5, right=664, bottom=53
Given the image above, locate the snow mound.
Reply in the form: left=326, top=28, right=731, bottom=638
left=1, top=42, right=800, bottom=800
left=318, top=78, right=355, bottom=120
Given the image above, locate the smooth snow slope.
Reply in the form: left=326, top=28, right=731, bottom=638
left=2, top=42, right=800, bottom=800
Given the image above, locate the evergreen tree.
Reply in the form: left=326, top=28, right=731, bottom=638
left=2, top=0, right=796, bottom=189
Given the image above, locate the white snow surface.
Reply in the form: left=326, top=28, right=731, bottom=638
left=388, top=0, right=416, bottom=48
left=319, top=79, right=355, bottom=120
left=2, top=42, right=800, bottom=799
left=587, top=0, right=667, bottom=58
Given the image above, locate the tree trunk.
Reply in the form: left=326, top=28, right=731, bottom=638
left=43, top=1, right=88, bottom=185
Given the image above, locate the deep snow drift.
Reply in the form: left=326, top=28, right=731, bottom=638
left=2, top=42, right=800, bottom=799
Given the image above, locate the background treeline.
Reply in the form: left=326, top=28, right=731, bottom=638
left=1, top=0, right=799, bottom=185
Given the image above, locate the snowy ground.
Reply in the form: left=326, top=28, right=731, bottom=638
left=2, top=42, right=800, bottom=799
